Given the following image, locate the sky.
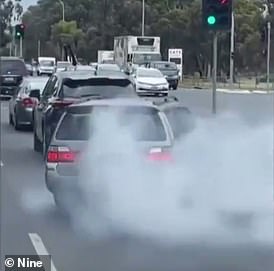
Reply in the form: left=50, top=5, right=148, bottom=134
left=22, top=0, right=37, bottom=12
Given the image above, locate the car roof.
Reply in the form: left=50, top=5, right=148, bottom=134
left=25, top=77, right=49, bottom=83
left=68, top=97, right=159, bottom=109
left=57, top=71, right=132, bottom=81
left=56, top=70, right=96, bottom=79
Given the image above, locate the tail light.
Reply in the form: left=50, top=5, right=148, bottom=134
left=22, top=97, right=35, bottom=107
left=50, top=99, right=75, bottom=108
left=47, top=146, right=77, bottom=163
left=147, top=147, right=173, bottom=162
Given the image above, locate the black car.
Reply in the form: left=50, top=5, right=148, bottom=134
left=148, top=61, right=179, bottom=90
left=32, top=70, right=138, bottom=156
left=0, top=57, right=28, bottom=98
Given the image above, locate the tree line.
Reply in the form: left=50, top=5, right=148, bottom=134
left=1, top=0, right=274, bottom=75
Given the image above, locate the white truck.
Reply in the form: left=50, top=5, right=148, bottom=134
left=97, top=50, right=114, bottom=64
left=168, top=48, right=183, bottom=80
left=114, top=36, right=161, bottom=71
left=37, top=57, right=56, bottom=76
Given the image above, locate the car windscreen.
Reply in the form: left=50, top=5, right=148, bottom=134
left=61, top=78, right=136, bottom=98
left=25, top=80, right=48, bottom=93
left=137, top=69, right=163, bottom=78
left=40, top=60, right=54, bottom=67
left=0, top=60, right=28, bottom=76
left=164, top=107, right=195, bottom=139
left=56, top=106, right=167, bottom=142
left=153, top=62, right=177, bottom=70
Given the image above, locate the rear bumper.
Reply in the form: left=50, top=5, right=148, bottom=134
left=45, top=170, right=79, bottom=194
left=16, top=107, right=33, bottom=125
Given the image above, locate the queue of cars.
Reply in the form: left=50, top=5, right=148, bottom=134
left=1, top=56, right=194, bottom=213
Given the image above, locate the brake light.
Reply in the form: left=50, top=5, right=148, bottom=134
left=147, top=148, right=173, bottom=162
left=22, top=97, right=34, bottom=107
left=47, top=146, right=77, bottom=163
left=50, top=99, right=75, bottom=108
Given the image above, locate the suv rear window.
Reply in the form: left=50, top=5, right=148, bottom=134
left=61, top=78, right=136, bottom=98
left=0, top=59, right=28, bottom=76
left=56, top=106, right=167, bottom=141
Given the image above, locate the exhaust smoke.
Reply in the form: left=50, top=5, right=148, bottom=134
left=69, top=109, right=273, bottom=246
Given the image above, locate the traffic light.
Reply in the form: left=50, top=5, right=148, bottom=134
left=15, top=24, right=25, bottom=39
left=202, top=0, right=233, bottom=30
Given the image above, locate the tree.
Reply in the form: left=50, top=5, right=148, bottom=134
left=0, top=0, right=23, bottom=48
left=21, top=0, right=272, bottom=73
left=51, top=20, right=84, bottom=58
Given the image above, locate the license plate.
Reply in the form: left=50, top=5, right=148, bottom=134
left=4, top=77, right=15, bottom=82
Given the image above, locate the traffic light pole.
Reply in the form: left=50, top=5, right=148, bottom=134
left=229, top=11, right=235, bottom=89
left=212, top=32, right=217, bottom=114
left=19, top=37, right=23, bottom=58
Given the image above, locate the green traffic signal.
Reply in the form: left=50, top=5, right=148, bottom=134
left=207, top=15, right=216, bottom=25
left=15, top=24, right=25, bottom=39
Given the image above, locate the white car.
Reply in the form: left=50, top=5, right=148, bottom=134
left=133, top=67, right=169, bottom=96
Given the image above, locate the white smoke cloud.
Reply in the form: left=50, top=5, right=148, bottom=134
left=69, top=109, right=273, bottom=246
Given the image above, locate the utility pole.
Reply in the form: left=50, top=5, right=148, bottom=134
left=229, top=11, right=235, bottom=89
left=38, top=40, right=41, bottom=57
left=142, top=0, right=145, bottom=36
left=15, top=42, right=17, bottom=57
left=266, top=21, right=271, bottom=90
left=58, top=0, right=65, bottom=21
left=212, top=33, right=217, bottom=114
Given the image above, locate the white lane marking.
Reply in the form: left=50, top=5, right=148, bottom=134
left=0, top=161, right=3, bottom=167
left=28, top=233, right=57, bottom=271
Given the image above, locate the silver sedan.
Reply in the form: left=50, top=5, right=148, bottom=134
left=9, top=77, right=49, bottom=130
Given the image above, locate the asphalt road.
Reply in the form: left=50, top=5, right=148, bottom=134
left=1, top=90, right=273, bottom=271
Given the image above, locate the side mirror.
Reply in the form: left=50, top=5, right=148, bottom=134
left=29, top=89, right=40, bottom=100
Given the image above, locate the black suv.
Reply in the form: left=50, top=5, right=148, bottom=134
left=147, top=61, right=179, bottom=90
left=0, top=57, right=28, bottom=98
left=32, top=70, right=138, bottom=156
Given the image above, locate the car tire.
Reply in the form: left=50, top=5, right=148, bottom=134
left=34, top=130, right=42, bottom=153
left=53, top=193, right=70, bottom=217
left=14, top=114, right=21, bottom=130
